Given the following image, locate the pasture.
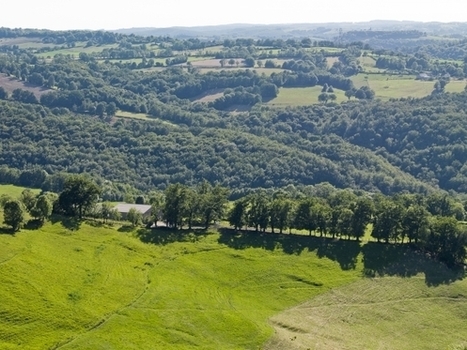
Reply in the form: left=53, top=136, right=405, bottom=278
left=266, top=244, right=467, bottom=350
left=35, top=43, right=118, bottom=59
left=268, top=86, right=348, bottom=107
left=0, top=208, right=465, bottom=349
left=0, top=184, right=41, bottom=198
left=0, top=222, right=361, bottom=349
left=351, top=73, right=466, bottom=100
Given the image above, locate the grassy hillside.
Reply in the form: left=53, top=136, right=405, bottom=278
left=268, top=87, right=347, bottom=106
left=1, top=216, right=466, bottom=349
left=266, top=246, right=467, bottom=350
left=0, top=184, right=41, bottom=198
left=0, top=222, right=361, bottom=349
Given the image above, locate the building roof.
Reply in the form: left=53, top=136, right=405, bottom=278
left=114, top=203, right=152, bottom=214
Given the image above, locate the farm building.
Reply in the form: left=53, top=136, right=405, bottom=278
left=416, top=72, right=432, bottom=81
left=114, top=203, right=152, bottom=219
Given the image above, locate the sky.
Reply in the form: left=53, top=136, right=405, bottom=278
left=2, top=0, right=466, bottom=30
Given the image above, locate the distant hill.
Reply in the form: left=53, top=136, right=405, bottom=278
left=113, top=21, right=467, bottom=39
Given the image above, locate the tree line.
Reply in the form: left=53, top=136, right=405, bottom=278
left=2, top=176, right=466, bottom=267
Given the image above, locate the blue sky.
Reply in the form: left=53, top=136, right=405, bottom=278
left=2, top=0, right=465, bottom=30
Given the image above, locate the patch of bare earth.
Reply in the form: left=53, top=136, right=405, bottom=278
left=0, top=74, right=51, bottom=100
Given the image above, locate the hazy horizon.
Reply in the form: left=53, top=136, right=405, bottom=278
left=2, top=0, right=466, bottom=31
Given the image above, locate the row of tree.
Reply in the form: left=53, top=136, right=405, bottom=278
left=2, top=175, right=466, bottom=266
left=227, top=191, right=467, bottom=266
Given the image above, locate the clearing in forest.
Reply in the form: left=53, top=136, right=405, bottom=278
left=0, top=74, right=51, bottom=99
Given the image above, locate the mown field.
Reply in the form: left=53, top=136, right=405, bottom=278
left=266, top=247, right=467, bottom=350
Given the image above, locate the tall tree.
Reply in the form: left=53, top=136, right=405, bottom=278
left=229, top=199, right=248, bottom=231
left=57, top=175, right=101, bottom=219
left=247, top=192, right=270, bottom=232
left=401, top=205, right=429, bottom=243
left=163, top=183, right=188, bottom=229
left=371, top=200, right=403, bottom=243
left=127, top=208, right=142, bottom=227
left=198, top=182, right=229, bottom=229
left=351, top=198, right=373, bottom=241
left=424, top=216, right=467, bottom=266
left=30, top=195, right=52, bottom=222
left=294, top=198, right=316, bottom=235
left=270, top=197, right=292, bottom=234
left=3, top=200, right=25, bottom=232
left=20, top=189, right=37, bottom=213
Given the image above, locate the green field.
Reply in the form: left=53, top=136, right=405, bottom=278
left=0, top=222, right=362, bottom=349
left=1, top=208, right=466, bottom=349
left=0, top=184, right=41, bottom=198
left=266, top=247, right=467, bottom=350
left=268, top=86, right=347, bottom=106
left=35, top=43, right=118, bottom=59
left=351, top=73, right=466, bottom=100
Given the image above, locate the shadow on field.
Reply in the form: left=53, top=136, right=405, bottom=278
left=0, top=227, right=15, bottom=235
left=136, top=227, right=210, bottom=246
left=24, top=219, right=44, bottom=230
left=362, top=242, right=465, bottom=286
left=218, top=229, right=361, bottom=270
left=50, top=215, right=81, bottom=231
left=118, top=225, right=135, bottom=233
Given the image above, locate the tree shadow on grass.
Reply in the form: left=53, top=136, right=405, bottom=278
left=136, top=227, right=210, bottom=246
left=50, top=215, right=81, bottom=231
left=0, top=227, right=15, bottom=235
left=362, top=242, right=465, bottom=286
left=118, top=225, right=135, bottom=233
left=24, top=219, right=44, bottom=230
left=317, top=239, right=361, bottom=270
left=218, top=229, right=361, bottom=271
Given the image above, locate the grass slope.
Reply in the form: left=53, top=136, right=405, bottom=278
left=268, top=87, right=347, bottom=106
left=0, top=184, right=41, bottom=198
left=0, top=222, right=361, bottom=349
left=266, top=245, right=467, bottom=350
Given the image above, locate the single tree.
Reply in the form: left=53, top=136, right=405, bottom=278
left=30, top=195, right=52, bottom=222
left=127, top=208, right=142, bottom=227
left=229, top=200, right=247, bottom=230
left=58, top=175, right=101, bottom=219
left=100, top=202, right=114, bottom=223
left=318, top=92, right=329, bottom=103
left=20, top=189, right=37, bottom=213
left=247, top=192, right=270, bottom=232
left=163, top=183, right=189, bottom=229
left=351, top=198, right=373, bottom=241
left=3, top=200, right=25, bottom=232
left=270, top=197, right=292, bottom=234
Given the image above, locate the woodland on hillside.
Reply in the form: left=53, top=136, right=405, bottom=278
left=0, top=27, right=467, bottom=200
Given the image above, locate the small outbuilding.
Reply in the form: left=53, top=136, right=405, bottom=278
left=114, top=203, right=152, bottom=220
